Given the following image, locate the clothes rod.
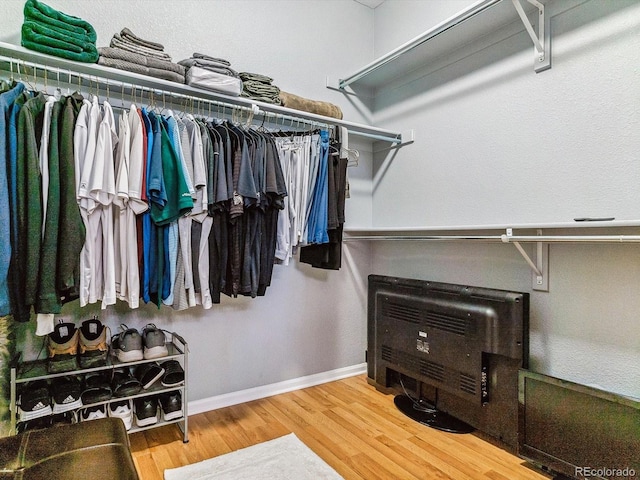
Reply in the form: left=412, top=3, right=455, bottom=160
left=0, top=41, right=404, bottom=144
left=338, top=0, right=502, bottom=89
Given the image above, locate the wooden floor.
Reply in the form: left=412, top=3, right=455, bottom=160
left=130, top=374, right=551, bottom=480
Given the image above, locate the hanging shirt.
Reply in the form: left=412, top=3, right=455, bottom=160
left=0, top=81, right=25, bottom=317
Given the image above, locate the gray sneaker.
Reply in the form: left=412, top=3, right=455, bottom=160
left=111, top=325, right=143, bottom=363
left=142, top=324, right=168, bottom=359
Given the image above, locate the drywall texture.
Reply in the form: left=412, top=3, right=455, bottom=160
left=369, top=0, right=640, bottom=398
left=0, top=0, right=375, bottom=405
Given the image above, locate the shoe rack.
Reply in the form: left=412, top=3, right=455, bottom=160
left=9, top=332, right=189, bottom=442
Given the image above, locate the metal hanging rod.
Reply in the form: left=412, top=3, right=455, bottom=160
left=343, top=233, right=640, bottom=243
left=0, top=41, right=404, bottom=144
left=338, top=0, right=502, bottom=89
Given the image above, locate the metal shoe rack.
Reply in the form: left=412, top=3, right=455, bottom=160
left=9, top=332, right=189, bottom=443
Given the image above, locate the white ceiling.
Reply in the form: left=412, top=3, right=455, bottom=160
left=353, top=0, right=385, bottom=9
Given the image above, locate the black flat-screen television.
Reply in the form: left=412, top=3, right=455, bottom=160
left=367, top=275, right=529, bottom=448
left=518, top=369, right=640, bottom=480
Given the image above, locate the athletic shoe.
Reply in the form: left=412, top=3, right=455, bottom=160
left=112, top=367, right=142, bottom=397
left=51, top=410, right=78, bottom=426
left=111, top=325, right=143, bottom=362
left=47, top=321, right=79, bottom=373
left=17, top=415, right=52, bottom=433
left=159, top=391, right=183, bottom=421
left=134, top=362, right=165, bottom=389
left=79, top=317, right=109, bottom=368
left=134, top=396, right=158, bottom=427
left=18, top=381, right=52, bottom=421
left=51, top=376, right=83, bottom=414
left=160, top=360, right=185, bottom=387
left=80, top=404, right=107, bottom=422
left=142, top=324, right=168, bottom=359
left=109, top=399, right=133, bottom=431
left=81, top=371, right=113, bottom=404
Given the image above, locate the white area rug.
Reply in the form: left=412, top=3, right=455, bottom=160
left=163, top=433, right=344, bottom=480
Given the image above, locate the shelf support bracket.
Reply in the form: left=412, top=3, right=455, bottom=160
left=505, top=229, right=549, bottom=291
left=511, top=0, right=551, bottom=73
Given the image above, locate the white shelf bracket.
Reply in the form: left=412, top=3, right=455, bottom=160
left=511, top=0, right=551, bottom=73
left=505, top=229, right=549, bottom=291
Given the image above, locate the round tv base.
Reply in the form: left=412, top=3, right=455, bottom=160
left=394, top=394, right=475, bottom=434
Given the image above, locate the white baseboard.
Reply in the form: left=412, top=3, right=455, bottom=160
left=188, top=363, right=367, bottom=416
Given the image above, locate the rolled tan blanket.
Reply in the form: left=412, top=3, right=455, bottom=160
left=279, top=91, right=343, bottom=120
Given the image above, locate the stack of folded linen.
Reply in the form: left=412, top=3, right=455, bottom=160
left=21, top=0, right=98, bottom=63
left=239, top=72, right=281, bottom=105
left=98, top=28, right=185, bottom=84
left=178, top=53, right=243, bottom=96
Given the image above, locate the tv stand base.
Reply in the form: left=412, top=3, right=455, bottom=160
left=394, top=394, right=475, bottom=434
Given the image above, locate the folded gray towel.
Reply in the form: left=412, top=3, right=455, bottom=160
left=120, top=27, right=164, bottom=51
left=99, top=47, right=185, bottom=76
left=110, top=34, right=172, bottom=61
left=239, top=72, right=274, bottom=84
left=178, top=57, right=239, bottom=78
left=192, top=52, right=231, bottom=66
left=98, top=56, right=185, bottom=84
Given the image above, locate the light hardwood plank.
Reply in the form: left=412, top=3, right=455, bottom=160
left=130, top=374, right=552, bottom=480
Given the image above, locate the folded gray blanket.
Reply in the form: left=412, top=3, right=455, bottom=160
left=98, top=46, right=185, bottom=81
left=239, top=72, right=274, bottom=84
left=178, top=57, right=239, bottom=78
left=192, top=52, right=231, bottom=66
left=120, top=27, right=164, bottom=51
left=110, top=34, right=172, bottom=61
left=98, top=55, right=185, bottom=84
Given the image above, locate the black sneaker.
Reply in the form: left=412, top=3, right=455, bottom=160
left=112, top=367, right=143, bottom=397
left=159, top=360, right=185, bottom=387
left=18, top=381, right=52, bottom=421
left=79, top=317, right=109, bottom=368
left=81, top=371, right=113, bottom=404
left=134, top=362, right=165, bottom=389
left=51, top=376, right=83, bottom=413
left=134, top=396, right=158, bottom=427
left=47, top=322, right=79, bottom=373
left=159, top=391, right=183, bottom=421
left=51, top=410, right=78, bottom=426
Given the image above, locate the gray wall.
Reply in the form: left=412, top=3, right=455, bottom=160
left=0, top=0, right=375, bottom=403
left=367, top=0, right=640, bottom=398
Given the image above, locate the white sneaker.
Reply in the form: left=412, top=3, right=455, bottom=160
left=109, top=399, right=133, bottom=430
left=81, top=404, right=107, bottom=422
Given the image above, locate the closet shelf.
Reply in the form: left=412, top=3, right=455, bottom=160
left=344, top=220, right=640, bottom=242
left=0, top=41, right=403, bottom=144
left=335, top=0, right=547, bottom=92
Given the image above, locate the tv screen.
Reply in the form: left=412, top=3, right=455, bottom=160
left=518, top=369, right=640, bottom=480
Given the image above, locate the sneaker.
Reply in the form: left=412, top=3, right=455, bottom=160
left=142, top=324, right=168, bottom=359
left=80, top=404, right=107, bottom=422
left=79, top=317, right=109, bottom=368
left=51, top=410, right=78, bottom=426
left=109, top=399, right=133, bottom=430
left=159, top=391, right=183, bottom=421
left=134, top=396, right=158, bottom=427
left=17, top=415, right=52, bottom=433
left=112, top=367, right=142, bottom=397
left=134, top=362, right=165, bottom=389
left=81, top=371, right=113, bottom=404
left=47, top=321, right=79, bottom=373
left=160, top=360, right=185, bottom=387
left=51, top=376, right=83, bottom=413
left=18, top=381, right=52, bottom=421
left=111, top=325, right=143, bottom=362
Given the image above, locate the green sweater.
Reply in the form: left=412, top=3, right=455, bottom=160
left=16, top=92, right=46, bottom=315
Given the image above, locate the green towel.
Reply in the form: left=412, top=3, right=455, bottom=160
left=21, top=21, right=98, bottom=63
left=23, top=0, right=96, bottom=43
